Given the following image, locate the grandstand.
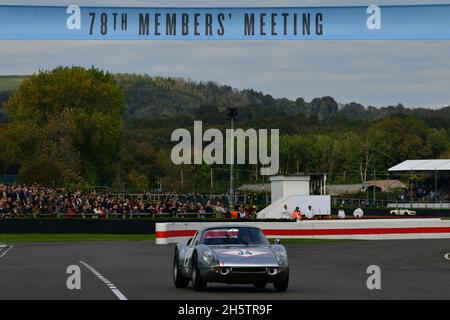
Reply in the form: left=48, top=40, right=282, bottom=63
left=388, top=159, right=450, bottom=209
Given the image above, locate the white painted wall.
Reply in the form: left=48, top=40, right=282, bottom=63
left=156, top=219, right=450, bottom=244
left=270, top=175, right=310, bottom=202
left=256, top=195, right=331, bottom=219
left=258, top=175, right=329, bottom=219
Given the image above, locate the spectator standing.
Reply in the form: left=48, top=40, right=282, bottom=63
left=305, top=205, right=314, bottom=219
left=281, top=204, right=289, bottom=219
left=353, top=207, right=364, bottom=218
left=338, top=206, right=346, bottom=219
left=231, top=206, right=239, bottom=219
left=205, top=201, right=213, bottom=214
left=213, top=202, right=225, bottom=218
left=291, top=206, right=302, bottom=222
left=239, top=206, right=246, bottom=219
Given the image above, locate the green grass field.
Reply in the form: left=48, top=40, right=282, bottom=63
left=0, top=233, right=355, bottom=244
left=0, top=75, right=27, bottom=92
left=0, top=234, right=155, bottom=243
left=269, top=238, right=357, bottom=244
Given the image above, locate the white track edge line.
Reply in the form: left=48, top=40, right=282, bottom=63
left=79, top=260, right=128, bottom=300
left=0, top=245, right=13, bottom=258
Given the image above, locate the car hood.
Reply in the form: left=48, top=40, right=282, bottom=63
left=211, top=246, right=278, bottom=267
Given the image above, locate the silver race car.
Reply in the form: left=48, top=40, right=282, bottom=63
left=173, top=225, right=289, bottom=291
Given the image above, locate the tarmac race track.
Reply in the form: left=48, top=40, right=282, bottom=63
left=0, top=239, right=449, bottom=300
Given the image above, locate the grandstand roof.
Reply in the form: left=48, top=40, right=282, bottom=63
left=326, top=184, right=364, bottom=195
left=388, top=159, right=450, bottom=172
left=363, top=180, right=407, bottom=190
left=237, top=183, right=270, bottom=193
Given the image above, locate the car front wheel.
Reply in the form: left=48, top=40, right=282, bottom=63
left=191, top=253, right=207, bottom=291
left=273, top=269, right=289, bottom=292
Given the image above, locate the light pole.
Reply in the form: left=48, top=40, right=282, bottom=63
left=373, top=169, right=376, bottom=206
left=228, top=107, right=237, bottom=210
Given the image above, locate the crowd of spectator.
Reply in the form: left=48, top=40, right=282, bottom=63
left=0, top=184, right=258, bottom=219
left=399, top=178, right=450, bottom=202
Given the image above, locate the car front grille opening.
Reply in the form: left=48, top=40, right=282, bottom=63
left=231, top=267, right=268, bottom=274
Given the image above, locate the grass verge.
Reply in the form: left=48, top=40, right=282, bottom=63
left=269, top=238, right=357, bottom=244
left=0, top=234, right=354, bottom=244
left=0, top=234, right=155, bottom=243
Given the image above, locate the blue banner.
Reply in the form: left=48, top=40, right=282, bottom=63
left=1, top=4, right=450, bottom=40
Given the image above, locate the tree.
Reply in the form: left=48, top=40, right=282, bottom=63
left=1, top=66, right=125, bottom=185
left=355, top=138, right=375, bottom=183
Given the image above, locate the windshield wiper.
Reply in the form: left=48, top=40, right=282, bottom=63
left=240, top=239, right=249, bottom=246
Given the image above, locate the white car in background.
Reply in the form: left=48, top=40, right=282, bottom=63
left=390, top=209, right=416, bottom=216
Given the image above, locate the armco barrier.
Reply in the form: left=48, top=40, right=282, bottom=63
left=155, top=218, right=450, bottom=244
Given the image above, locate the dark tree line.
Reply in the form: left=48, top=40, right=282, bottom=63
left=0, top=70, right=449, bottom=192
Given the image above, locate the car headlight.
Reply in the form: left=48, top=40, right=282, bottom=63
left=202, top=249, right=216, bottom=265
left=273, top=248, right=288, bottom=267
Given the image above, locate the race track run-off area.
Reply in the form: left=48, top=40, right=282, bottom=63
left=0, top=239, right=449, bottom=300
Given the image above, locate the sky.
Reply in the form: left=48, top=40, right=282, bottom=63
left=0, top=0, right=450, bottom=108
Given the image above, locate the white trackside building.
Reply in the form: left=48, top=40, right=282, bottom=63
left=256, top=175, right=331, bottom=219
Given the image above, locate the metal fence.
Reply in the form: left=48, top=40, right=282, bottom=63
left=104, top=192, right=270, bottom=207
left=386, top=202, right=450, bottom=209
left=333, top=197, right=450, bottom=209
left=332, top=198, right=391, bottom=208
left=0, top=211, right=221, bottom=219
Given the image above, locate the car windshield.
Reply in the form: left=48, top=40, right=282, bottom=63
left=200, top=227, right=269, bottom=246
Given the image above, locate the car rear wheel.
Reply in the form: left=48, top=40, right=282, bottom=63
left=173, top=250, right=189, bottom=288
left=192, top=253, right=207, bottom=291
left=273, top=269, right=289, bottom=292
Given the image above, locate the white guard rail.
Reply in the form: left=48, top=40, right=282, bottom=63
left=155, top=219, right=450, bottom=244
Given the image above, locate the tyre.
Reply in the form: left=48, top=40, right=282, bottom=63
left=191, top=253, right=207, bottom=291
left=173, top=250, right=189, bottom=288
left=253, top=281, right=267, bottom=289
left=273, top=269, right=289, bottom=292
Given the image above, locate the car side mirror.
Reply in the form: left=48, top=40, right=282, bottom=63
left=274, top=239, right=281, bottom=245
left=187, top=238, right=193, bottom=246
